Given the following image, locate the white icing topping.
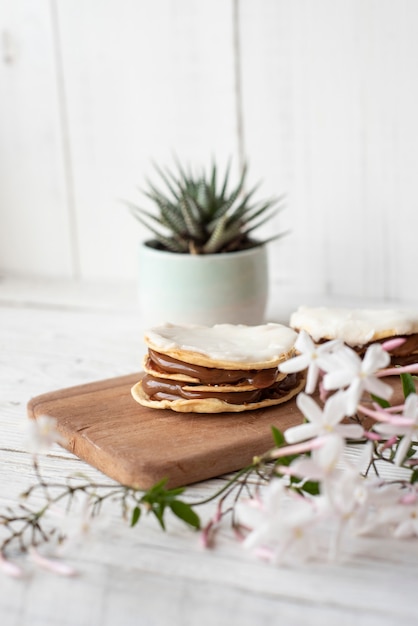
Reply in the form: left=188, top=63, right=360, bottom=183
left=290, top=306, right=418, bottom=345
left=145, top=323, right=297, bottom=363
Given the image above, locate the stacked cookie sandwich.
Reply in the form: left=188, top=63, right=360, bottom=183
left=131, top=322, right=305, bottom=413
left=290, top=306, right=418, bottom=365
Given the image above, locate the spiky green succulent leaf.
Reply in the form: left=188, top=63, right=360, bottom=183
left=150, top=163, right=183, bottom=202
left=128, top=213, right=185, bottom=253
left=219, top=161, right=230, bottom=197
left=202, top=214, right=229, bottom=254
left=203, top=221, right=243, bottom=254
left=127, top=160, right=285, bottom=254
left=180, top=194, right=205, bottom=239
left=158, top=201, right=187, bottom=236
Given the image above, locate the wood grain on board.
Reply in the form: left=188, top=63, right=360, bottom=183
left=27, top=372, right=304, bottom=489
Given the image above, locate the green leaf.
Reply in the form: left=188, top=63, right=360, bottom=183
left=202, top=214, right=228, bottom=253
left=371, top=393, right=391, bottom=409
left=301, top=480, right=320, bottom=496
left=169, top=500, right=201, bottom=529
left=210, top=161, right=217, bottom=198
left=152, top=504, right=166, bottom=530
left=180, top=194, right=205, bottom=239
left=401, top=372, right=416, bottom=398
left=276, top=454, right=298, bottom=468
left=164, top=486, right=186, bottom=498
left=151, top=477, right=170, bottom=491
left=271, top=425, right=285, bottom=447
left=219, top=159, right=232, bottom=201
left=141, top=478, right=186, bottom=506
left=130, top=505, right=141, bottom=527
left=410, top=469, right=418, bottom=484
left=406, top=442, right=417, bottom=460
left=150, top=162, right=182, bottom=202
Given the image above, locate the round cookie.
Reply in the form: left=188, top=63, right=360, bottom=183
left=144, top=322, right=297, bottom=369
left=290, top=306, right=418, bottom=346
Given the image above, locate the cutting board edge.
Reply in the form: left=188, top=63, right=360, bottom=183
left=27, top=371, right=143, bottom=420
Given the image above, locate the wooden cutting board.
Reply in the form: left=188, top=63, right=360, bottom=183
left=27, top=372, right=305, bottom=489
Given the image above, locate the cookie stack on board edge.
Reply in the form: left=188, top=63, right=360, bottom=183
left=131, top=323, right=306, bottom=413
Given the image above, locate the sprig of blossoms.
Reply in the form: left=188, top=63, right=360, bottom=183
left=234, top=337, right=418, bottom=563
left=0, top=416, right=200, bottom=578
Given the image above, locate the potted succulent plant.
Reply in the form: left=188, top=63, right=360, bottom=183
left=127, top=160, right=285, bottom=327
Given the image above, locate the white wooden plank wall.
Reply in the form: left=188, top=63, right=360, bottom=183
left=0, top=0, right=74, bottom=277
left=1, top=0, right=418, bottom=302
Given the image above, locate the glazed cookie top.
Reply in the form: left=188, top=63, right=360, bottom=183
left=290, top=306, right=418, bottom=346
left=144, top=322, right=298, bottom=368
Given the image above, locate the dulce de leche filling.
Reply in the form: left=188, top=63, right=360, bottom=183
left=356, top=334, right=418, bottom=365
left=141, top=372, right=302, bottom=405
left=146, top=349, right=279, bottom=388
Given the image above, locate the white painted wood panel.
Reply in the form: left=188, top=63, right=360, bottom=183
left=56, top=0, right=238, bottom=280
left=1, top=1, right=418, bottom=305
left=240, top=0, right=418, bottom=303
left=237, top=0, right=293, bottom=291
left=383, top=0, right=418, bottom=301
left=0, top=0, right=74, bottom=277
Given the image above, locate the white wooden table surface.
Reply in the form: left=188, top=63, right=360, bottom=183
left=1, top=277, right=417, bottom=626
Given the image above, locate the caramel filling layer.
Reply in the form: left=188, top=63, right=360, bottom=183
left=357, top=334, right=418, bottom=365
left=141, top=372, right=301, bottom=405
left=316, top=333, right=418, bottom=365
left=146, top=349, right=278, bottom=388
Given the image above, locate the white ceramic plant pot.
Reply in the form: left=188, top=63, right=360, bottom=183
left=138, top=242, right=269, bottom=328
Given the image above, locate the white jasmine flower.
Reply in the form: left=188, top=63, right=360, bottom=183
left=359, top=486, right=418, bottom=539
left=323, top=442, right=373, bottom=520
left=325, top=467, right=374, bottom=559
left=289, top=433, right=345, bottom=481
left=322, top=344, right=392, bottom=415
left=291, top=440, right=374, bottom=558
left=355, top=482, right=413, bottom=536
left=284, top=391, right=364, bottom=445
left=25, top=415, right=64, bottom=455
left=47, top=491, right=93, bottom=556
left=279, top=330, right=341, bottom=394
left=237, top=479, right=322, bottom=564
left=237, top=479, right=286, bottom=534
left=392, top=496, right=418, bottom=538
left=374, top=393, right=418, bottom=465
